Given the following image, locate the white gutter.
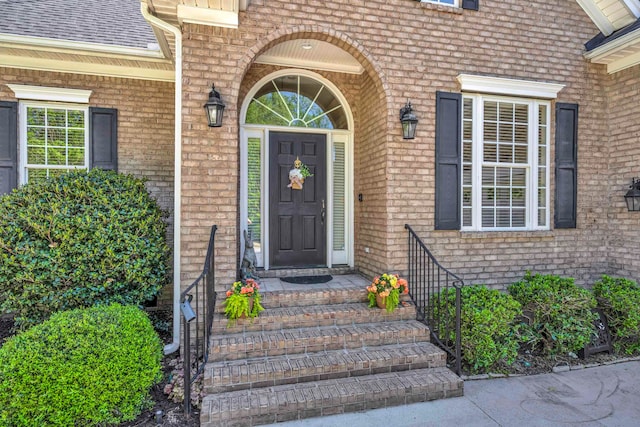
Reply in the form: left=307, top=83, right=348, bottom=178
left=140, top=3, right=183, bottom=355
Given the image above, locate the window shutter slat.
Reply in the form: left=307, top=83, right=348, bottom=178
left=89, top=107, right=118, bottom=171
left=435, top=91, right=462, bottom=230
left=0, top=101, right=18, bottom=195
left=462, top=0, right=479, bottom=11
left=554, top=103, right=578, bottom=229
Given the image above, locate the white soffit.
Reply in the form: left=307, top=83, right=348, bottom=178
left=256, top=39, right=364, bottom=75
left=7, top=84, right=92, bottom=103
left=457, top=74, right=565, bottom=99
left=576, top=0, right=639, bottom=36
left=585, top=30, right=640, bottom=73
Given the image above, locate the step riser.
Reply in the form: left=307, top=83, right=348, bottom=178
left=200, top=368, right=463, bottom=427
left=212, top=304, right=416, bottom=334
left=204, top=343, right=446, bottom=394
left=215, top=289, right=373, bottom=313
left=209, top=323, right=430, bottom=362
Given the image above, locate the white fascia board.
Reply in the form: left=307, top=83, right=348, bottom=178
left=177, top=4, right=238, bottom=29
left=457, top=74, right=565, bottom=99
left=584, top=27, right=640, bottom=59
left=7, top=84, right=92, bottom=103
left=0, top=55, right=175, bottom=82
left=256, top=55, right=365, bottom=75
left=0, top=33, right=166, bottom=60
left=576, top=0, right=616, bottom=36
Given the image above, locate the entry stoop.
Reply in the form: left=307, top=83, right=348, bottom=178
left=200, top=275, right=463, bottom=427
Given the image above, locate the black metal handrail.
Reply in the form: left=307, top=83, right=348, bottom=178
left=180, top=224, right=217, bottom=417
left=405, top=224, right=463, bottom=375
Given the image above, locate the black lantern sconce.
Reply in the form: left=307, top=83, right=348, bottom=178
left=400, top=101, right=418, bottom=140
left=203, top=83, right=225, bottom=127
left=624, top=178, right=640, bottom=211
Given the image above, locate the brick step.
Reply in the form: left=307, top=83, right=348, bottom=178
left=212, top=301, right=416, bottom=334
left=208, top=320, right=431, bottom=362
left=215, top=287, right=376, bottom=313
left=200, top=367, right=463, bottom=427
left=203, top=341, right=446, bottom=394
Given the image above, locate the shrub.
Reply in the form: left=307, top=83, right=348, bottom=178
left=0, top=169, right=170, bottom=329
left=0, top=304, right=163, bottom=426
left=508, top=272, right=597, bottom=355
left=435, top=285, right=523, bottom=374
left=593, top=275, right=640, bottom=355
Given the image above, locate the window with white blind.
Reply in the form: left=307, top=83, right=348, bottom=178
left=462, top=95, right=549, bottom=231
left=20, top=102, right=89, bottom=183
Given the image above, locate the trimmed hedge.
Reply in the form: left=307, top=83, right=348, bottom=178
left=593, top=275, right=640, bottom=355
left=508, top=272, right=597, bottom=355
left=0, top=169, right=170, bottom=329
left=436, top=285, right=523, bottom=374
left=0, top=304, right=163, bottom=426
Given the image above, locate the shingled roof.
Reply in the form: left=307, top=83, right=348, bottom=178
left=0, top=0, right=157, bottom=49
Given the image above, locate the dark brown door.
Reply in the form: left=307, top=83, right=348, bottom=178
left=269, top=131, right=326, bottom=268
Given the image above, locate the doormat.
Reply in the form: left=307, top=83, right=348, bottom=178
left=280, top=275, right=333, bottom=285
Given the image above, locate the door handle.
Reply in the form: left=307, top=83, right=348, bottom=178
left=321, top=199, right=325, bottom=225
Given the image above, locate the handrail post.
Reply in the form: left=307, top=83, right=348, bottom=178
left=183, top=316, right=191, bottom=417
left=455, top=285, right=462, bottom=376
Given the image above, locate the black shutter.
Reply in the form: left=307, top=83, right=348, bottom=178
left=435, top=91, right=462, bottom=230
left=554, top=103, right=578, bottom=229
left=0, top=101, right=18, bottom=195
left=462, top=0, right=479, bottom=11
left=89, top=107, right=118, bottom=171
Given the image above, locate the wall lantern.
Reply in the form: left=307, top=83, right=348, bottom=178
left=203, top=83, right=225, bottom=127
left=624, top=177, right=640, bottom=211
left=400, top=101, right=418, bottom=140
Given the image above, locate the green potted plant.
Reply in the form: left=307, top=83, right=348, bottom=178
left=366, top=273, right=409, bottom=313
left=223, top=278, right=264, bottom=324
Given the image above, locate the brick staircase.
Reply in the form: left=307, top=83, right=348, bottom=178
left=200, top=275, right=463, bottom=427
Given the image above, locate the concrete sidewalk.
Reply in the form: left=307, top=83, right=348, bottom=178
left=265, top=360, right=640, bottom=427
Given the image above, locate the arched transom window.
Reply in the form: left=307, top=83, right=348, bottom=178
left=246, top=75, right=348, bottom=130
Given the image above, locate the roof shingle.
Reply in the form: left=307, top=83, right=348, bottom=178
left=0, top=0, right=157, bottom=49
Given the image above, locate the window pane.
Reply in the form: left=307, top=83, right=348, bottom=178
left=482, top=167, right=494, bottom=185
left=68, top=110, right=85, bottom=128
left=498, top=102, right=514, bottom=122
left=47, top=109, right=66, bottom=127
left=68, top=129, right=84, bottom=147
left=247, top=137, right=262, bottom=251
left=498, top=123, right=513, bottom=143
left=512, top=168, right=526, bottom=186
left=333, top=142, right=346, bottom=251
left=482, top=209, right=495, bottom=227
left=498, top=144, right=513, bottom=163
left=27, top=146, right=45, bottom=164
left=514, top=144, right=528, bottom=163
left=483, top=143, right=497, bottom=162
left=27, top=168, right=47, bottom=182
left=27, top=127, right=45, bottom=145
left=47, top=147, right=66, bottom=165
left=68, top=148, right=85, bottom=166
left=27, top=107, right=45, bottom=126
left=496, top=167, right=510, bottom=186
left=496, top=208, right=511, bottom=227
left=512, top=209, right=526, bottom=227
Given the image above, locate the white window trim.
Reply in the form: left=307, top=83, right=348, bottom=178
left=8, top=84, right=92, bottom=104
left=18, top=101, right=90, bottom=185
left=462, top=94, right=550, bottom=232
left=421, top=0, right=459, bottom=7
left=457, top=74, right=564, bottom=99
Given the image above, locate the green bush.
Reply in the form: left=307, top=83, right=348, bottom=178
left=0, top=169, right=170, bottom=329
left=508, top=272, right=597, bottom=355
left=593, top=275, right=640, bottom=355
left=0, top=304, right=163, bottom=426
left=435, top=285, right=523, bottom=374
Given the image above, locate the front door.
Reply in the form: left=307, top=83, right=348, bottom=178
left=269, top=131, right=326, bottom=268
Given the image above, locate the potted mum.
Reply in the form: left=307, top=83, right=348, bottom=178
left=367, top=273, right=409, bottom=313
left=223, top=278, right=264, bottom=323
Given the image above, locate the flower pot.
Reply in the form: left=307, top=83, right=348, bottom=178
left=376, top=294, right=387, bottom=309
left=239, top=297, right=254, bottom=319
